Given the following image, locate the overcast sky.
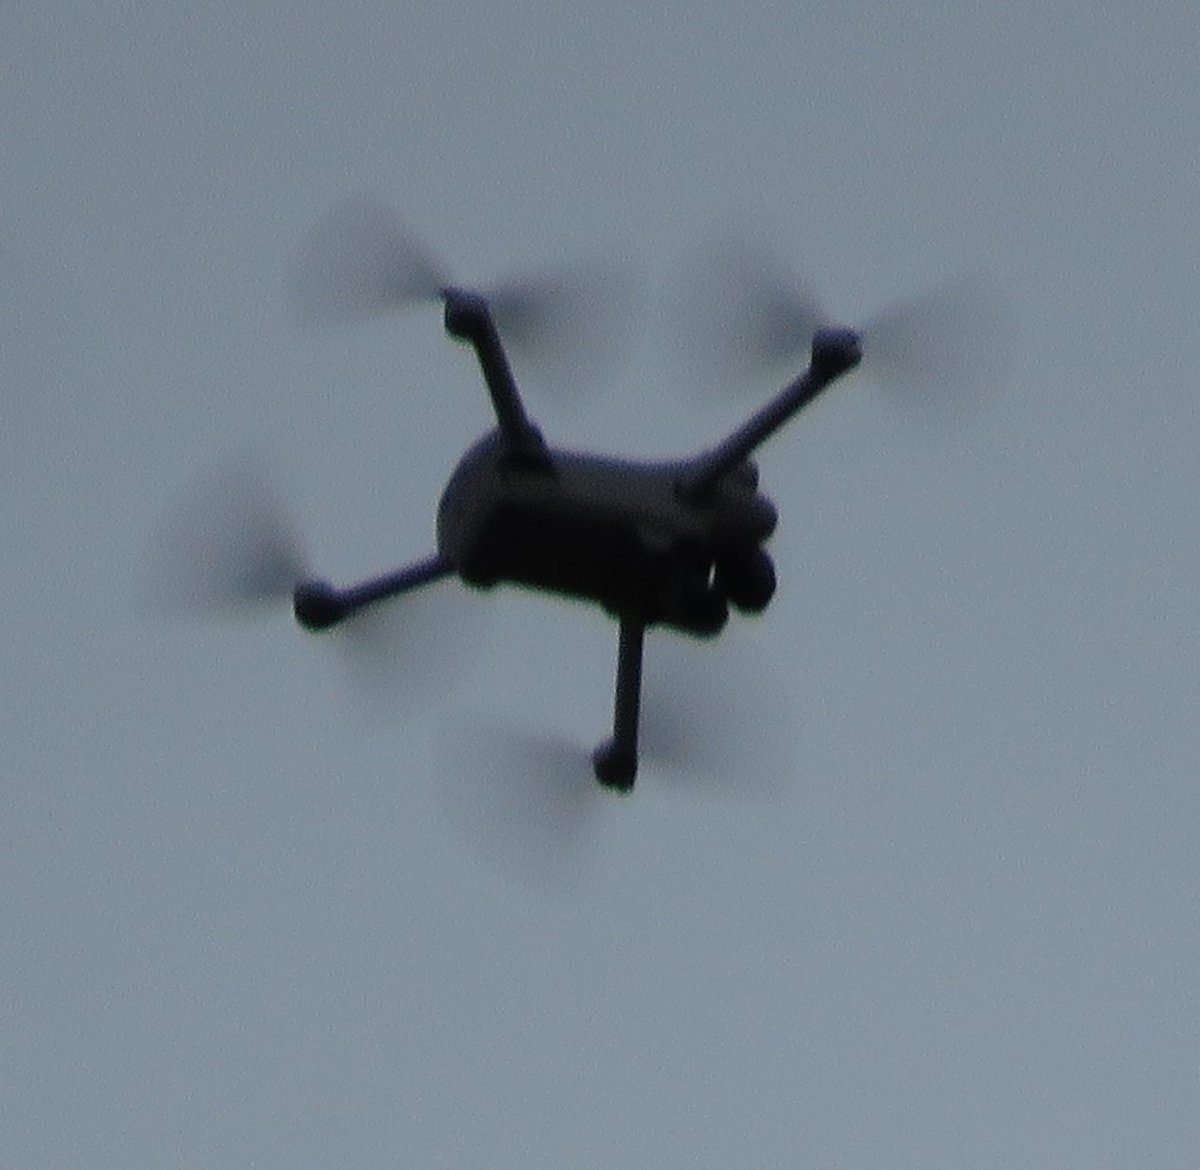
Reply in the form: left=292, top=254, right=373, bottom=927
left=4, top=3, right=1199, bottom=1167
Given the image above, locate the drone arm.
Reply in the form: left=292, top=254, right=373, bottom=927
left=443, top=290, right=550, bottom=468
left=294, top=552, right=453, bottom=630
left=677, top=328, right=863, bottom=501
left=592, top=614, right=646, bottom=791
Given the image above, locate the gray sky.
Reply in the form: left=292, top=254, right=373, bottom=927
left=4, top=3, right=1198, bottom=1166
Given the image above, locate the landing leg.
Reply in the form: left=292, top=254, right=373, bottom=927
left=593, top=614, right=645, bottom=792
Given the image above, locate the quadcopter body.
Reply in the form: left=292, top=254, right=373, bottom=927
left=437, top=432, right=775, bottom=635
left=292, top=288, right=862, bottom=789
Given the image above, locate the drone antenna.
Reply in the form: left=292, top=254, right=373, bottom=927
left=443, top=288, right=551, bottom=469
left=677, top=327, right=862, bottom=501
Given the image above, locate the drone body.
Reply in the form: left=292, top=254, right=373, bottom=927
left=293, top=289, right=862, bottom=790
left=148, top=201, right=1004, bottom=792
left=437, top=434, right=774, bottom=632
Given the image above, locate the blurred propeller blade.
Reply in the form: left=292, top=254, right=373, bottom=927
left=433, top=714, right=604, bottom=887
left=287, top=195, right=641, bottom=399
left=143, top=451, right=488, bottom=723
left=664, top=233, right=826, bottom=398
left=666, top=231, right=1013, bottom=427
left=329, top=578, right=493, bottom=725
left=140, top=450, right=308, bottom=617
left=285, top=195, right=449, bottom=328
left=861, top=271, right=1015, bottom=429
left=640, top=629, right=799, bottom=803
left=486, top=256, right=642, bottom=399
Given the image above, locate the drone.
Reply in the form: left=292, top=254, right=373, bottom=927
left=292, top=288, right=861, bottom=790
left=148, top=200, right=1009, bottom=793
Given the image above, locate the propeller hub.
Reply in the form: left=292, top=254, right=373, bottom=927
left=810, top=326, right=863, bottom=378
left=293, top=579, right=346, bottom=631
left=442, top=288, right=493, bottom=342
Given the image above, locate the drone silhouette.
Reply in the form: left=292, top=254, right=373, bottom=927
left=148, top=199, right=1009, bottom=793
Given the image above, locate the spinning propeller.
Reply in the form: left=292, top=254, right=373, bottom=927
left=665, top=231, right=1014, bottom=427
left=285, top=195, right=640, bottom=398
left=432, top=628, right=799, bottom=887
left=139, top=449, right=486, bottom=721
left=140, top=450, right=306, bottom=617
